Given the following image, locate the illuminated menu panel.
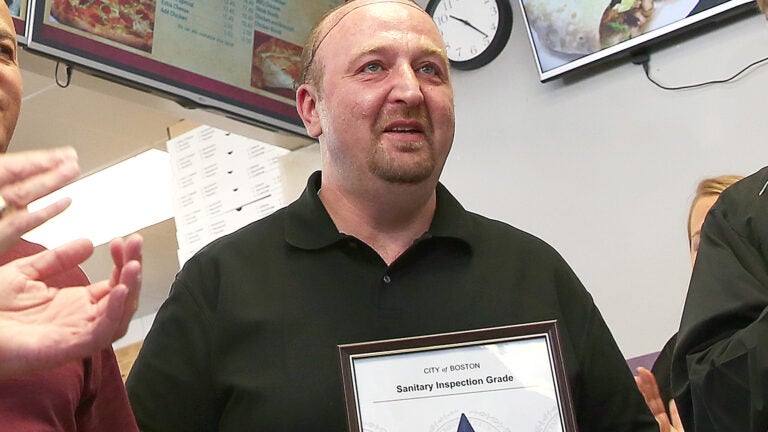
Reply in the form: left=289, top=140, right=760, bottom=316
left=26, top=0, right=341, bottom=134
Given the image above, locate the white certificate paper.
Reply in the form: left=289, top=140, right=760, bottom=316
left=339, top=321, right=577, bottom=432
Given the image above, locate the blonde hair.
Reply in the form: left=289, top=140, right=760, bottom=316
left=686, top=175, right=744, bottom=243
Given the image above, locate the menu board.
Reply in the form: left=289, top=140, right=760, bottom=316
left=8, top=0, right=27, bottom=40
left=26, top=0, right=342, bottom=134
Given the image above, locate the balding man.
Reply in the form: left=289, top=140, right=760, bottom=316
left=127, top=1, right=656, bottom=430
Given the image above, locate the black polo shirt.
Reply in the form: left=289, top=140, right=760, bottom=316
left=128, top=171, right=655, bottom=432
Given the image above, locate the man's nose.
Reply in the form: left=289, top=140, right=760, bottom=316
left=388, top=64, right=425, bottom=106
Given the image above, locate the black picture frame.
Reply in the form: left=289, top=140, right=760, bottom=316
left=339, top=320, right=578, bottom=432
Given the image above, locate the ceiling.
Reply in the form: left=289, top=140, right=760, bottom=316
left=13, top=47, right=314, bottom=324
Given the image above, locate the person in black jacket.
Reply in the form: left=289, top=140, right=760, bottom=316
left=670, top=166, right=768, bottom=431
left=636, top=175, right=742, bottom=432
left=669, top=2, right=768, bottom=429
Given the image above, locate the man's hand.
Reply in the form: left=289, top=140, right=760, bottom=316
left=635, top=366, right=685, bottom=432
left=0, top=234, right=143, bottom=379
left=0, top=147, right=80, bottom=254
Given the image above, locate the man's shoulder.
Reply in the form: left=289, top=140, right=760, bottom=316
left=193, top=207, right=288, bottom=258
left=466, top=211, right=557, bottom=249
left=462, top=211, right=568, bottom=266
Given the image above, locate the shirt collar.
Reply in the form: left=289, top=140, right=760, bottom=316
left=285, top=171, right=473, bottom=250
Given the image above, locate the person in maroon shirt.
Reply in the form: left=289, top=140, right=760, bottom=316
left=0, top=151, right=142, bottom=380
left=0, top=240, right=140, bottom=431
left=0, top=2, right=143, bottom=430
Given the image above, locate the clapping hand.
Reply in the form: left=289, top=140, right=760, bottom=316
left=0, top=147, right=80, bottom=254
left=0, top=234, right=142, bottom=379
left=635, top=366, right=685, bottom=432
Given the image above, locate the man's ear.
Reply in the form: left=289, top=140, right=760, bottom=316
left=296, top=84, right=322, bottom=138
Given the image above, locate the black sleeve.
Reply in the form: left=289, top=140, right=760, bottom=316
left=576, top=306, right=658, bottom=431
left=548, top=253, right=657, bottom=432
left=126, top=264, right=219, bottom=432
left=672, top=167, right=768, bottom=432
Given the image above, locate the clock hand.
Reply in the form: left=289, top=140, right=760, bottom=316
left=449, top=15, right=489, bottom=38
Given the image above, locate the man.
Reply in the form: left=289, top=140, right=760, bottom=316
left=0, top=150, right=142, bottom=381
left=0, top=149, right=78, bottom=254
left=127, top=1, right=656, bottom=430
left=0, top=2, right=143, bottom=430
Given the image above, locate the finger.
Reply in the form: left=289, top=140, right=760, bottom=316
left=636, top=367, right=659, bottom=393
left=108, top=237, right=126, bottom=286
left=0, top=156, right=79, bottom=208
left=108, top=234, right=143, bottom=286
left=635, top=367, right=666, bottom=414
left=84, top=283, right=129, bottom=350
left=17, top=238, right=94, bottom=281
left=669, top=400, right=685, bottom=431
left=636, top=369, right=672, bottom=432
left=19, top=198, right=71, bottom=231
left=0, top=147, right=78, bottom=185
left=103, top=283, right=131, bottom=340
left=0, top=198, right=71, bottom=253
left=117, top=260, right=142, bottom=336
left=124, top=234, right=144, bottom=265
left=119, top=260, right=142, bottom=293
left=85, top=260, right=139, bottom=340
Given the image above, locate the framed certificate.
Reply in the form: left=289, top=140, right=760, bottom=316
left=338, top=320, right=578, bottom=432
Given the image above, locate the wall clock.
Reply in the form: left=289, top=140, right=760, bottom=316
left=425, top=0, right=513, bottom=70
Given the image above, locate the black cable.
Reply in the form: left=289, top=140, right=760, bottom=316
left=636, top=52, right=768, bottom=90
left=55, top=62, right=72, bottom=88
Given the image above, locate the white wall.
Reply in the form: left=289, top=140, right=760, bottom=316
left=420, top=0, right=768, bottom=358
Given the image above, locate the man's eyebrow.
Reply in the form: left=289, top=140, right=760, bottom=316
left=352, top=44, right=447, bottom=61
left=0, top=29, right=17, bottom=44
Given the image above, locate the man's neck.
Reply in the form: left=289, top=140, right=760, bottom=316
left=318, top=179, right=437, bottom=265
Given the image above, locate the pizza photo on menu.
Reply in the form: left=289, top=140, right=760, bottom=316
left=50, top=0, right=156, bottom=53
left=251, top=30, right=303, bottom=100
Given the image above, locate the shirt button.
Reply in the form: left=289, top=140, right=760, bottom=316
left=383, top=275, right=392, bottom=284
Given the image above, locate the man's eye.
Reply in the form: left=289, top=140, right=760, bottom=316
left=0, top=45, right=15, bottom=62
left=363, top=63, right=382, bottom=73
left=419, top=64, right=437, bottom=75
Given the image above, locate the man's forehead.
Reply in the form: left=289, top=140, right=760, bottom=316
left=331, top=0, right=425, bottom=19
left=319, top=0, right=430, bottom=44
left=0, top=4, right=15, bottom=35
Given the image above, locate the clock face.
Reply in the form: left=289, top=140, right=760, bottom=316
left=426, top=0, right=512, bottom=70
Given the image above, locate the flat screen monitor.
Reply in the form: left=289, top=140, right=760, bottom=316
left=25, top=0, right=342, bottom=135
left=518, top=0, right=757, bottom=81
